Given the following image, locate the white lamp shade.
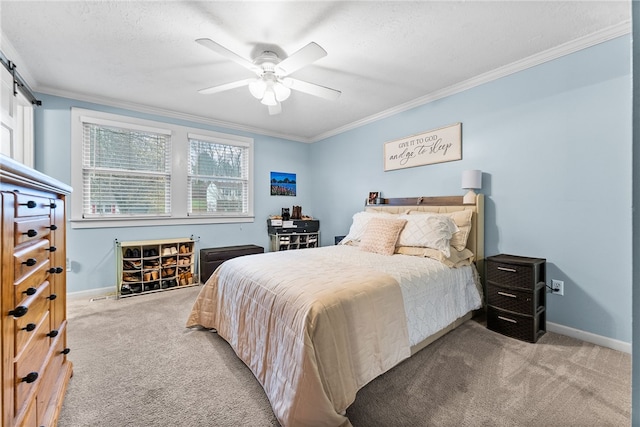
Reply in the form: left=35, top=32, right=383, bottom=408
left=249, top=79, right=267, bottom=99
left=462, top=169, right=482, bottom=190
left=260, top=88, right=278, bottom=106
left=273, top=82, right=291, bottom=102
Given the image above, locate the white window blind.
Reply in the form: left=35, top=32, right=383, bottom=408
left=81, top=121, right=171, bottom=218
left=188, top=134, right=249, bottom=216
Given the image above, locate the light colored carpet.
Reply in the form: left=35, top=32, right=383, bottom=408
left=58, top=286, right=630, bottom=426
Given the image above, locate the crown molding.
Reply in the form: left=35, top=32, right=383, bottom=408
left=15, top=20, right=631, bottom=145
left=310, top=21, right=631, bottom=143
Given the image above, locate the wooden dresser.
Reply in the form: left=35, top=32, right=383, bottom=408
left=1, top=155, right=73, bottom=427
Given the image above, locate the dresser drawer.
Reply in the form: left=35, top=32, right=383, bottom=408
left=14, top=266, right=51, bottom=307
left=487, top=306, right=545, bottom=343
left=486, top=254, right=545, bottom=290
left=14, top=216, right=52, bottom=246
left=15, top=193, right=54, bottom=218
left=487, top=283, right=544, bottom=315
left=14, top=239, right=52, bottom=285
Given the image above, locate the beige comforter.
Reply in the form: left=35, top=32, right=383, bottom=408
left=186, top=248, right=411, bottom=427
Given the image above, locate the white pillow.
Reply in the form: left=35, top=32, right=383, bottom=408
left=397, top=213, right=459, bottom=257
left=341, top=211, right=398, bottom=244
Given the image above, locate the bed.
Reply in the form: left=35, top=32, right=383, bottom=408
left=186, top=195, right=484, bottom=427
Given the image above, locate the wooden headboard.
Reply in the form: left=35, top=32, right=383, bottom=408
left=364, top=195, right=485, bottom=276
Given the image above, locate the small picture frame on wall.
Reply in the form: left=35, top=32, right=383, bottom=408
left=367, top=191, right=380, bottom=205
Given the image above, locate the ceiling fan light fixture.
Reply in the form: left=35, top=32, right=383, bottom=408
left=261, top=88, right=278, bottom=106
left=249, top=78, right=267, bottom=100
left=273, top=82, right=291, bottom=102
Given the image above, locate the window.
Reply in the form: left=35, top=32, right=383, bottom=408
left=71, top=108, right=254, bottom=228
left=188, top=134, right=250, bottom=216
left=81, top=119, right=171, bottom=218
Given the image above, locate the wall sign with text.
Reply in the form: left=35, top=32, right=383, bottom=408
left=383, top=122, right=462, bottom=171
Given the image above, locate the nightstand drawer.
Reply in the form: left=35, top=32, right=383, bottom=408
left=487, top=306, right=545, bottom=343
left=486, top=254, right=545, bottom=290
left=487, top=284, right=539, bottom=315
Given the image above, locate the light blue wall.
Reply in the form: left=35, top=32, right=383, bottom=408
left=33, top=95, right=312, bottom=294
left=631, top=2, right=639, bottom=423
left=310, top=36, right=632, bottom=343
left=33, top=36, right=632, bottom=344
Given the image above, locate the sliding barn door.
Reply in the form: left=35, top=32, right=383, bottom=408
left=1, top=65, right=33, bottom=167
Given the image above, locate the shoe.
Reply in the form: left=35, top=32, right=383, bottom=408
left=170, top=246, right=178, bottom=255
left=125, top=248, right=133, bottom=258
left=132, top=248, right=141, bottom=258
left=161, top=247, right=171, bottom=256
left=151, top=270, right=159, bottom=280
left=130, top=283, right=142, bottom=293
left=121, top=284, right=132, bottom=295
left=123, top=273, right=140, bottom=282
left=179, top=244, right=190, bottom=254
left=162, top=257, right=176, bottom=267
left=144, top=272, right=152, bottom=281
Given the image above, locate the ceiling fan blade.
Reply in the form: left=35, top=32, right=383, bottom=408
left=284, top=78, right=341, bottom=101
left=198, top=78, right=254, bottom=95
left=196, top=38, right=259, bottom=73
left=275, top=42, right=327, bottom=76
left=268, top=103, right=282, bottom=115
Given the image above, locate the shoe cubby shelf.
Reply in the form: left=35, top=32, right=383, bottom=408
left=269, top=232, right=319, bottom=252
left=116, top=237, right=198, bottom=298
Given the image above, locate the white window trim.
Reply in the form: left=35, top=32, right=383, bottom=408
left=70, top=108, right=254, bottom=229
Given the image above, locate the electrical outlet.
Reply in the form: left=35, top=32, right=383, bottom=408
left=551, top=279, right=564, bottom=296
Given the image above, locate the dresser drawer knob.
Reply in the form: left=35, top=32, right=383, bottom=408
left=497, top=315, right=518, bottom=324
left=23, top=229, right=38, bottom=237
left=9, top=306, right=28, bottom=318
left=23, top=287, right=37, bottom=296
left=20, top=201, right=37, bottom=208
left=22, top=323, right=36, bottom=332
left=497, top=266, right=517, bottom=273
left=49, top=267, right=64, bottom=274
left=22, top=258, right=37, bottom=267
left=45, top=246, right=57, bottom=252
left=47, top=294, right=57, bottom=301
left=22, top=372, right=38, bottom=383
left=48, top=224, right=58, bottom=231
left=497, top=291, right=517, bottom=298
left=47, top=330, right=59, bottom=338
left=49, top=202, right=57, bottom=209
left=61, top=348, right=71, bottom=355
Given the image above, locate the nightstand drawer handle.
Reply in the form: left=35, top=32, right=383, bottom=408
left=497, top=291, right=517, bottom=298
left=498, top=315, right=517, bottom=324
left=497, top=266, right=517, bottom=273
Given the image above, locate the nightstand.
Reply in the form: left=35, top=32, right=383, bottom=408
left=486, top=254, right=546, bottom=343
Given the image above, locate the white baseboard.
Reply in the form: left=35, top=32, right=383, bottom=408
left=67, top=286, right=116, bottom=301
left=547, top=322, right=631, bottom=354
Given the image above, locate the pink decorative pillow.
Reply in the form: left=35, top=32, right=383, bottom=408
left=359, top=217, right=407, bottom=256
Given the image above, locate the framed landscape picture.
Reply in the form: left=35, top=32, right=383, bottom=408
left=270, top=171, right=296, bottom=196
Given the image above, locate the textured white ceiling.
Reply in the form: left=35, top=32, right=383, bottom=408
left=0, top=1, right=631, bottom=142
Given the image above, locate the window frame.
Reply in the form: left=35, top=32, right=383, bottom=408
left=70, top=108, right=254, bottom=229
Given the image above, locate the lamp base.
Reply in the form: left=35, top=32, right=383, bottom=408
left=463, top=190, right=477, bottom=205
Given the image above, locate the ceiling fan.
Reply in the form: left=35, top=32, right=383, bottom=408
left=196, top=38, right=341, bottom=115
